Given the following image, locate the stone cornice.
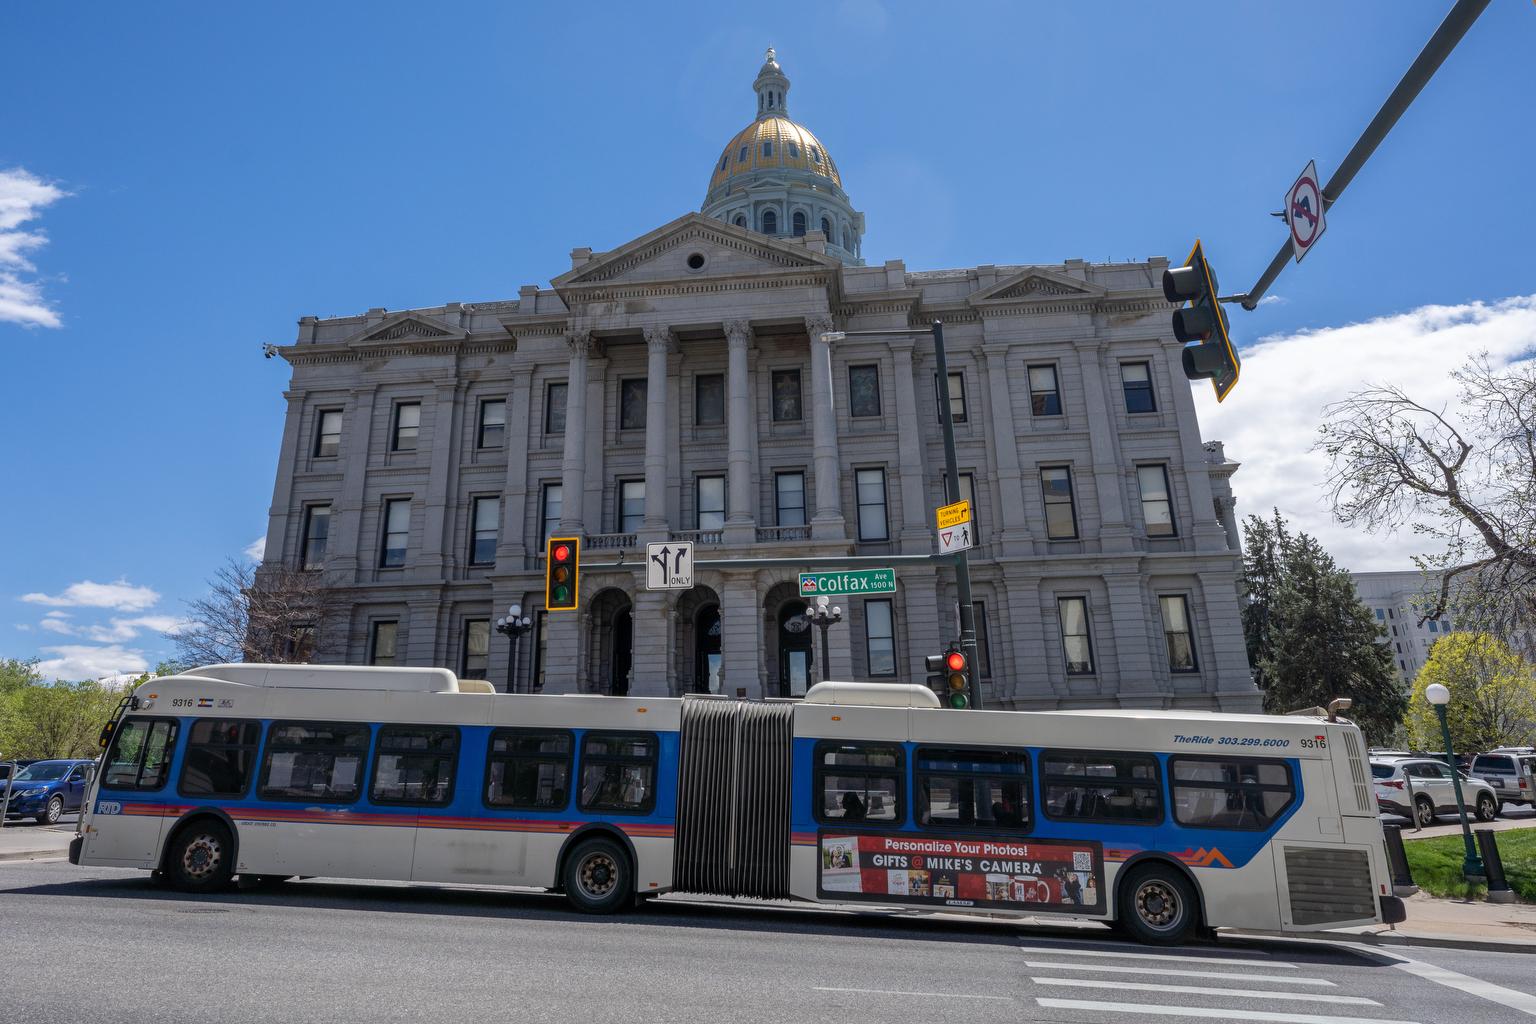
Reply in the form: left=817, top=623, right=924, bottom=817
left=563, top=270, right=835, bottom=309
left=280, top=336, right=517, bottom=366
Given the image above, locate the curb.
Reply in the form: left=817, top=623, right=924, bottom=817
left=1233, top=927, right=1536, bottom=956
left=0, top=848, right=70, bottom=863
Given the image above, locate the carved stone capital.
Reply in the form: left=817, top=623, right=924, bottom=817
left=723, top=319, right=753, bottom=349
left=642, top=324, right=676, bottom=354
left=565, top=329, right=598, bottom=359
left=805, top=314, right=836, bottom=344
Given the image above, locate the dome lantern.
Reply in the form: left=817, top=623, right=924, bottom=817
left=754, top=47, right=790, bottom=119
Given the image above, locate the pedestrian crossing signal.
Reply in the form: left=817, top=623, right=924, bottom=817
left=546, top=537, right=580, bottom=611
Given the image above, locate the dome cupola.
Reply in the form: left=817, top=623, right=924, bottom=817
left=701, top=49, right=865, bottom=266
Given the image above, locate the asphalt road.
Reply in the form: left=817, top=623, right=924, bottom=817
left=4, top=860, right=1535, bottom=1024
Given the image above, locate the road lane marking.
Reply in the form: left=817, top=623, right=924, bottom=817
left=1018, top=945, right=1291, bottom=968
left=1031, top=978, right=1379, bottom=1006
left=1035, top=998, right=1417, bottom=1024
left=1022, top=961, right=1336, bottom=986
left=813, top=987, right=1012, bottom=1001
left=1386, top=954, right=1536, bottom=1018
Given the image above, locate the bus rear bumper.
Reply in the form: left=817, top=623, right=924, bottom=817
left=68, top=835, right=83, bottom=865
left=1379, top=894, right=1407, bottom=925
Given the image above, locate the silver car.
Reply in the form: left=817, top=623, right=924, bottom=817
left=1371, top=757, right=1500, bottom=827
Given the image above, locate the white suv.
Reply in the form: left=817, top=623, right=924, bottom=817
left=1372, top=757, right=1500, bottom=827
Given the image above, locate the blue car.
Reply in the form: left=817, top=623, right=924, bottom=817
left=2, top=759, right=96, bottom=825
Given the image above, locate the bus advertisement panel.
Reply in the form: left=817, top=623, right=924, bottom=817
left=818, top=832, right=1104, bottom=913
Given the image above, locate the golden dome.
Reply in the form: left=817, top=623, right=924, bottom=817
left=708, top=115, right=842, bottom=193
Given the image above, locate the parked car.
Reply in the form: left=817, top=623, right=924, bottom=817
left=1372, top=757, right=1500, bottom=826
left=1, top=759, right=96, bottom=825
left=1470, top=750, right=1536, bottom=809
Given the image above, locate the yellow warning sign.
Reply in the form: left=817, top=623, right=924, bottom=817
left=936, top=499, right=971, bottom=530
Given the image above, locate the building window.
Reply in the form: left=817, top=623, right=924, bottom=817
left=792, top=210, right=806, bottom=236
left=1028, top=366, right=1061, bottom=417
left=811, top=147, right=821, bottom=164
left=1057, top=597, right=1094, bottom=674
left=1428, top=619, right=1438, bottom=633
left=762, top=209, right=777, bottom=235
left=462, top=619, right=490, bottom=679
left=370, top=621, right=398, bottom=666
left=300, top=504, right=331, bottom=571
left=1375, top=608, right=1385, bottom=621
left=776, top=472, right=806, bottom=526
left=545, top=382, right=568, bottom=434
left=695, top=374, right=724, bottom=426
left=1388, top=608, right=1395, bottom=619
left=762, top=140, right=773, bottom=157
left=771, top=369, right=802, bottom=421
left=733, top=214, right=746, bottom=228
left=478, top=400, right=506, bottom=449
left=1040, top=467, right=1077, bottom=540
left=738, top=145, right=748, bottom=162
left=719, top=155, right=729, bottom=172
left=1122, top=362, right=1156, bottom=413
left=855, top=468, right=889, bottom=542
left=696, top=476, right=725, bottom=531
left=1159, top=595, right=1197, bottom=672
left=258, top=722, right=370, bottom=803
left=973, top=600, right=993, bottom=679
left=370, top=725, right=458, bottom=806
left=936, top=371, right=968, bottom=423
left=1137, top=465, right=1176, bottom=537
left=578, top=733, right=657, bottom=814
left=788, top=141, right=800, bottom=159
left=618, top=480, right=644, bottom=534
left=619, top=378, right=647, bottom=430
left=848, top=364, right=881, bottom=418
left=821, top=216, right=832, bottom=237
left=470, top=496, right=499, bottom=565
left=486, top=729, right=573, bottom=809
left=864, top=599, right=896, bottom=677
left=392, top=402, right=420, bottom=452
left=313, top=409, right=342, bottom=458
left=540, top=483, right=563, bottom=543
left=380, top=498, right=410, bottom=567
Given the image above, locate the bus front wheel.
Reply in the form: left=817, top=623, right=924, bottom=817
left=1118, top=863, right=1198, bottom=945
left=562, top=837, right=633, bottom=915
left=165, top=820, right=235, bottom=894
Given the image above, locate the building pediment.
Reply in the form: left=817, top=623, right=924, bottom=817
left=968, top=268, right=1107, bottom=306
left=341, top=311, right=469, bottom=347
left=551, top=212, right=842, bottom=301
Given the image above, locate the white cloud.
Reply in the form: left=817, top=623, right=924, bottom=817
left=21, top=578, right=161, bottom=612
left=39, top=616, right=76, bottom=635
left=245, top=535, right=267, bottom=561
left=1194, top=294, right=1536, bottom=573
left=0, top=167, right=69, bottom=329
left=34, top=644, right=149, bottom=682
left=82, top=614, right=192, bottom=643
left=1256, top=295, right=1286, bottom=307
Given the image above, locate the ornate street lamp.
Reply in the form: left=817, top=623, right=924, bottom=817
left=1424, top=682, right=1486, bottom=884
left=495, top=604, right=533, bottom=694
left=809, top=595, right=842, bottom=685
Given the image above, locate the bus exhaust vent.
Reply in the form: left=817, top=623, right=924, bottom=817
left=674, top=698, right=793, bottom=900
left=1284, top=847, right=1375, bottom=926
left=1341, top=730, right=1372, bottom=813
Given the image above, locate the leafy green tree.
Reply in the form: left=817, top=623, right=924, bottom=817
left=1241, top=511, right=1405, bottom=743
left=1405, top=632, right=1536, bottom=752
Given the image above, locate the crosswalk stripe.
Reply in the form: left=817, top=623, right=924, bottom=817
left=1022, top=961, right=1336, bottom=987
left=1018, top=945, right=1292, bottom=968
left=1031, top=978, right=1379, bottom=1006
left=1035, top=997, right=1418, bottom=1024
left=812, top=987, right=1010, bottom=1002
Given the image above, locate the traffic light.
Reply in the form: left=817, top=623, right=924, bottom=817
left=925, top=644, right=971, bottom=709
left=1163, top=240, right=1240, bottom=402
left=545, top=536, right=580, bottom=611
left=925, top=652, right=947, bottom=692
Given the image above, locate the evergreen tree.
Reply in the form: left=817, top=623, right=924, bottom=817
left=1240, top=512, right=1404, bottom=742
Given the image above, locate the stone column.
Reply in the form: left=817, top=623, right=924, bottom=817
left=1076, top=340, right=1133, bottom=552
left=495, top=368, right=533, bottom=564
left=1002, top=570, right=1055, bottom=706
left=1198, top=570, right=1263, bottom=711
left=559, top=331, right=592, bottom=533
left=263, top=389, right=307, bottom=567
left=983, top=345, right=1033, bottom=554
left=420, top=379, right=463, bottom=575
left=806, top=314, right=845, bottom=539
left=642, top=325, right=674, bottom=536
left=721, top=572, right=764, bottom=699
left=890, top=341, right=932, bottom=552
left=1105, top=571, right=1166, bottom=708
left=724, top=320, right=756, bottom=544
left=629, top=587, right=671, bottom=697
left=329, top=385, right=377, bottom=574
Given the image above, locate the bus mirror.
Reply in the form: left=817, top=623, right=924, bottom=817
left=98, top=722, right=114, bottom=749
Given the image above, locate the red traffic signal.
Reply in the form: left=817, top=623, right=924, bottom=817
left=945, top=651, right=966, bottom=672
left=545, top=536, right=580, bottom=611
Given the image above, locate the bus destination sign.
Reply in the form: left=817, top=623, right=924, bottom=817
left=817, top=832, right=1104, bottom=913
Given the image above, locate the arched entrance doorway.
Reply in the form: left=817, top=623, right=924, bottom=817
left=587, top=588, right=634, bottom=695
left=675, top=585, right=722, bottom=694
left=778, top=601, right=813, bottom=696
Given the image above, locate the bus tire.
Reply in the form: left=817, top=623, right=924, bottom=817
left=561, top=837, right=632, bottom=915
left=1118, top=863, right=1199, bottom=945
left=165, top=819, right=235, bottom=894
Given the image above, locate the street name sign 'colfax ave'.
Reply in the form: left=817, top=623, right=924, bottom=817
left=799, top=569, right=897, bottom=597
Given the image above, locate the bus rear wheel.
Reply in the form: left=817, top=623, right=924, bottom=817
left=166, top=820, right=235, bottom=894
left=1118, top=864, right=1198, bottom=945
left=562, top=837, right=632, bottom=915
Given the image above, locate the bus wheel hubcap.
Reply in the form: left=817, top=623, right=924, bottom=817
left=580, top=854, right=617, bottom=897
left=184, top=836, right=222, bottom=879
left=1137, top=881, right=1178, bottom=928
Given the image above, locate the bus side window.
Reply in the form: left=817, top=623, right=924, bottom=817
left=486, top=729, right=573, bottom=809
left=1170, top=757, right=1294, bottom=830
left=371, top=725, right=459, bottom=806
left=102, top=718, right=180, bottom=791
left=258, top=721, right=371, bottom=803
left=1040, top=750, right=1161, bottom=824
left=577, top=733, right=656, bottom=814
left=914, top=747, right=1030, bottom=831
left=179, top=719, right=262, bottom=798
left=815, top=742, right=903, bottom=825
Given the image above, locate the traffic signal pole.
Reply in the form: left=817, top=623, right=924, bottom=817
left=931, top=320, right=983, bottom=708
left=1236, top=0, right=1489, bottom=310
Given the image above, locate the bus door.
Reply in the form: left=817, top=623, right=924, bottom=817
left=85, top=717, right=179, bottom=867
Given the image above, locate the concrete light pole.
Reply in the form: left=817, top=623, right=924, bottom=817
left=1424, top=682, right=1486, bottom=884
left=495, top=604, right=533, bottom=694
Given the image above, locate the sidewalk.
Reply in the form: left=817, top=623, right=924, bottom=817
left=0, top=823, right=74, bottom=862
left=1312, top=892, right=1536, bottom=954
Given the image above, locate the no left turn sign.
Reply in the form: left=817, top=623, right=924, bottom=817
left=1286, top=159, right=1326, bottom=263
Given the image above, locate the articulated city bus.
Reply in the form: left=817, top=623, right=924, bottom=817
left=73, top=664, right=1404, bottom=944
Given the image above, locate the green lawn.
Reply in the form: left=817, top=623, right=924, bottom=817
left=1403, top=828, right=1536, bottom=901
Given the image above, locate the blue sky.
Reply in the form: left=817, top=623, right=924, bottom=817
left=2, top=1, right=1532, bottom=678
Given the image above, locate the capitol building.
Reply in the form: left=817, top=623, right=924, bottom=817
left=261, top=50, right=1260, bottom=711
